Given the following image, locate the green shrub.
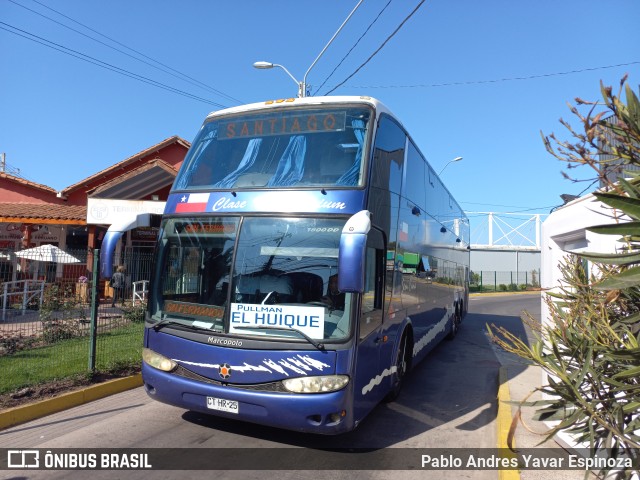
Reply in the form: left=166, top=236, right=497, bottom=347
left=122, top=302, right=147, bottom=323
left=39, top=283, right=85, bottom=344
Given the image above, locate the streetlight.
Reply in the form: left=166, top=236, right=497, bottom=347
left=252, top=61, right=306, bottom=98
left=438, top=156, right=463, bottom=176
left=253, top=0, right=364, bottom=97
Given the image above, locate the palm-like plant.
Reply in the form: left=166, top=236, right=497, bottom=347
left=489, top=77, right=640, bottom=479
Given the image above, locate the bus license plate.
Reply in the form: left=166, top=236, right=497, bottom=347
left=206, top=397, right=239, bottom=414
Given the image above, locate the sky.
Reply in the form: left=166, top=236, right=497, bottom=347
left=1, top=0, right=639, bottom=244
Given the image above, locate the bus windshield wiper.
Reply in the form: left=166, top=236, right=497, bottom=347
left=233, top=325, right=325, bottom=351
left=152, top=319, right=216, bottom=333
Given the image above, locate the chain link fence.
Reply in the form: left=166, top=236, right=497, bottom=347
left=0, top=249, right=153, bottom=395
left=469, top=269, right=541, bottom=293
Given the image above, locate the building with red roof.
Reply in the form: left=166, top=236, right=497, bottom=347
left=0, top=136, right=190, bottom=282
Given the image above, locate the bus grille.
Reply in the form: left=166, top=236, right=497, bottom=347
left=173, top=364, right=288, bottom=392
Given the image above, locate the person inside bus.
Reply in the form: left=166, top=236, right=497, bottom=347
left=321, top=274, right=345, bottom=310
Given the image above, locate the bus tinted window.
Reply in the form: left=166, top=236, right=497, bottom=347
left=405, top=141, right=426, bottom=213
left=149, top=217, right=239, bottom=332
left=149, top=215, right=354, bottom=342
left=371, top=115, right=405, bottom=195
left=174, top=107, right=371, bottom=190
left=230, top=217, right=352, bottom=341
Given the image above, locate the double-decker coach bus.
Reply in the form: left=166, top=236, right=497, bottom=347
left=133, top=96, right=469, bottom=434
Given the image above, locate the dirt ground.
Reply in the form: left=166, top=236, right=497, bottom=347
left=0, top=366, right=140, bottom=410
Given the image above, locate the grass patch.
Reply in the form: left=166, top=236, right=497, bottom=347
left=0, top=322, right=144, bottom=395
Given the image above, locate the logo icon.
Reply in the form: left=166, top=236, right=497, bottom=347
left=8, top=450, right=39, bottom=468
left=90, top=203, right=109, bottom=221
left=219, top=363, right=231, bottom=379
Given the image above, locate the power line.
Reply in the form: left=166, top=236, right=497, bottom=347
left=335, top=61, right=640, bottom=90
left=315, top=0, right=394, bottom=95
left=325, top=0, right=427, bottom=96
left=461, top=202, right=557, bottom=214
left=9, top=0, right=244, bottom=105
left=0, top=21, right=228, bottom=108
left=1, top=162, right=22, bottom=177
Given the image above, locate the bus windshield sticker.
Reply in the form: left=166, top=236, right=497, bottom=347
left=218, top=111, right=347, bottom=140
left=176, top=222, right=237, bottom=235
left=229, top=303, right=325, bottom=339
left=164, top=301, right=224, bottom=320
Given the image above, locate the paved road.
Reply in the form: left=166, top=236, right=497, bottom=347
left=0, top=294, right=558, bottom=480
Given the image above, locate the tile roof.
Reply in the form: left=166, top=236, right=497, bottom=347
left=88, top=159, right=177, bottom=198
left=0, top=136, right=188, bottom=226
left=0, top=203, right=87, bottom=223
left=0, top=172, right=58, bottom=194
left=61, top=136, right=190, bottom=195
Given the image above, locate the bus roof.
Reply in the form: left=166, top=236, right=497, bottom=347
left=199, top=95, right=467, bottom=224
left=204, top=96, right=395, bottom=122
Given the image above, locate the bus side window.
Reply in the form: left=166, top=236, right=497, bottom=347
left=371, top=115, right=405, bottom=196
left=359, top=230, right=385, bottom=340
left=362, top=248, right=378, bottom=314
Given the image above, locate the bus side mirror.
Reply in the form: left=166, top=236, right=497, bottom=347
left=99, top=213, right=155, bottom=279
left=338, top=210, right=371, bottom=293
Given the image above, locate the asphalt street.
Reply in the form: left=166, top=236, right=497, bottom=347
left=0, top=293, right=594, bottom=479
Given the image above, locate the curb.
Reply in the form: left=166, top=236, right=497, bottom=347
left=0, top=374, right=143, bottom=431
left=497, top=366, right=520, bottom=480
left=470, top=291, right=541, bottom=297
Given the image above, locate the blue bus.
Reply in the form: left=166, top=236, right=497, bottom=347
left=133, top=96, right=469, bottom=434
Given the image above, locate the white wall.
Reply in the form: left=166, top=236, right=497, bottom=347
left=541, top=193, right=621, bottom=322
left=540, top=192, right=624, bottom=453
left=470, top=249, right=540, bottom=272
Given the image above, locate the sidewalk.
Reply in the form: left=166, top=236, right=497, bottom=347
left=0, top=375, right=143, bottom=430
left=498, top=355, right=595, bottom=480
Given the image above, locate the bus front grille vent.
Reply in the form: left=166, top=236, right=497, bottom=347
left=173, top=364, right=288, bottom=392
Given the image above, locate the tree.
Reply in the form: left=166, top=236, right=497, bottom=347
left=488, top=77, right=640, bottom=479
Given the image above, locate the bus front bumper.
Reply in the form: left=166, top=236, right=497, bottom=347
left=142, top=363, right=355, bottom=435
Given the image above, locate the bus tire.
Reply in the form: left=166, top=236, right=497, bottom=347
left=447, top=304, right=461, bottom=340
left=384, top=329, right=413, bottom=403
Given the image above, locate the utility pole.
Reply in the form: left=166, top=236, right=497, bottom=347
left=1, top=153, right=5, bottom=172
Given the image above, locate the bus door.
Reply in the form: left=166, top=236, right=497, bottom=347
left=352, top=229, right=387, bottom=415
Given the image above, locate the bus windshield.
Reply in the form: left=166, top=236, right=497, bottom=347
left=149, top=216, right=352, bottom=342
left=173, top=106, right=371, bottom=190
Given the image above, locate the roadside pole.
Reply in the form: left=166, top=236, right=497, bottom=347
left=88, top=249, right=100, bottom=371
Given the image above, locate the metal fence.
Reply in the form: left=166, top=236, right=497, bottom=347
left=0, top=246, right=540, bottom=395
left=0, top=249, right=153, bottom=395
left=469, top=270, right=541, bottom=293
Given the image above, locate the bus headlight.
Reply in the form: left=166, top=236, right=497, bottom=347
left=282, top=375, right=349, bottom=393
left=142, top=348, right=177, bottom=372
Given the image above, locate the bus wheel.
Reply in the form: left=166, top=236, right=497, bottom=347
left=447, top=305, right=460, bottom=340
left=384, top=331, right=412, bottom=403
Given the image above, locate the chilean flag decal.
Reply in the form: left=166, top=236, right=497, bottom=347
left=175, top=193, right=210, bottom=213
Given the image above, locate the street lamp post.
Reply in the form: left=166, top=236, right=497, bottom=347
left=438, top=156, right=463, bottom=176
left=253, top=0, right=364, bottom=97
left=252, top=61, right=305, bottom=98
